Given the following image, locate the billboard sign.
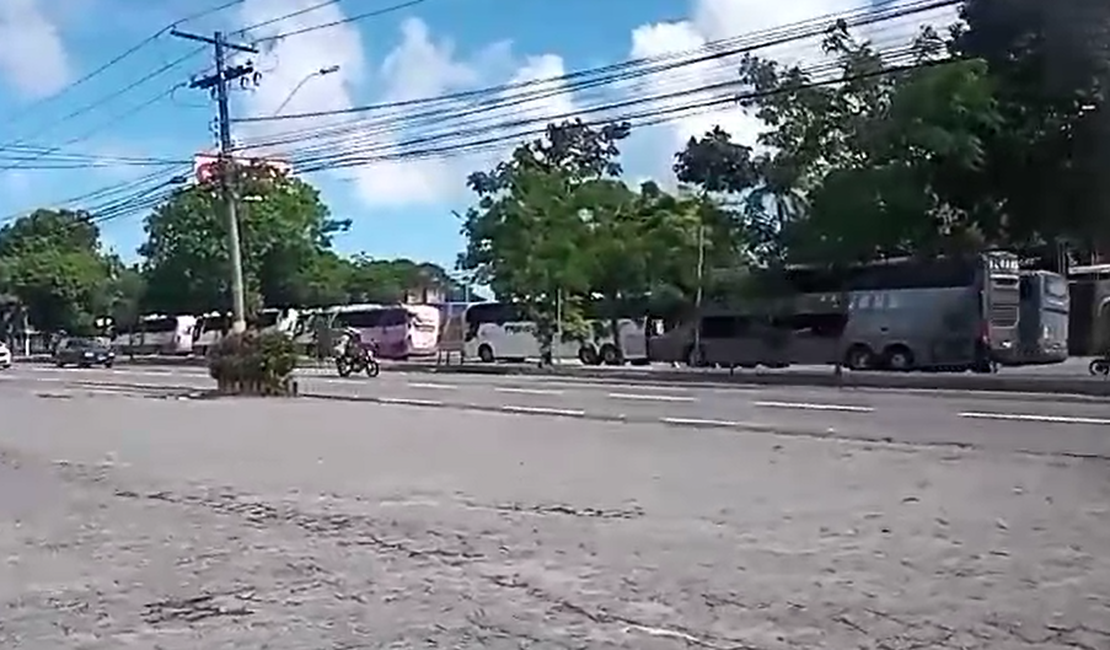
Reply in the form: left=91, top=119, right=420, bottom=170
left=193, top=152, right=292, bottom=184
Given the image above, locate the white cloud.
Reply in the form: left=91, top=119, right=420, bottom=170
left=234, top=4, right=577, bottom=208
left=0, top=0, right=69, bottom=98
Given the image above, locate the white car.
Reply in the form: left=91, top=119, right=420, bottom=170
left=0, top=342, right=10, bottom=369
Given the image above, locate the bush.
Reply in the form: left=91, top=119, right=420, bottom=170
left=206, top=329, right=298, bottom=396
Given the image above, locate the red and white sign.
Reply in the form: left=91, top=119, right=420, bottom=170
left=193, top=152, right=292, bottom=184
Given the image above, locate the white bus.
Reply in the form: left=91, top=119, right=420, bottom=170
left=578, top=301, right=650, bottom=365
left=331, top=303, right=441, bottom=359
left=113, top=314, right=197, bottom=355
left=462, top=301, right=594, bottom=363
left=191, top=308, right=300, bottom=355
left=192, top=311, right=229, bottom=355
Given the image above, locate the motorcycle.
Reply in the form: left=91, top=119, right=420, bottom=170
left=1089, top=357, right=1110, bottom=376
left=334, top=339, right=380, bottom=378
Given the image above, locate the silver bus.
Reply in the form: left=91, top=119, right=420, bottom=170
left=1015, top=270, right=1068, bottom=364
left=647, top=251, right=1021, bottom=372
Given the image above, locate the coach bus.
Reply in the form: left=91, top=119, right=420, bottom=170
left=1015, top=270, right=1069, bottom=364
left=647, top=251, right=1021, bottom=372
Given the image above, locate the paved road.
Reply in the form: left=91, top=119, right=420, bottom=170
left=5, top=364, right=1110, bottom=457
left=0, top=389, right=1108, bottom=648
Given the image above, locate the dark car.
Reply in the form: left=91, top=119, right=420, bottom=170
left=54, top=337, right=115, bottom=368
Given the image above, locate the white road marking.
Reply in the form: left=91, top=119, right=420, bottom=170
left=754, top=400, right=873, bottom=413
left=407, top=382, right=458, bottom=390
left=660, top=417, right=738, bottom=427
left=501, top=405, right=585, bottom=417
left=959, top=411, right=1110, bottom=425
left=608, top=392, right=696, bottom=402
left=378, top=397, right=444, bottom=407
left=495, top=387, right=564, bottom=395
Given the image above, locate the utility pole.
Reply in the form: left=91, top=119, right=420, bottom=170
left=171, top=29, right=257, bottom=333
left=692, top=222, right=705, bottom=364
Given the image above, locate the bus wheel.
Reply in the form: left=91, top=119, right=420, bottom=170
left=685, top=346, right=706, bottom=368
left=843, top=345, right=875, bottom=370
left=883, top=345, right=915, bottom=371
left=600, top=344, right=622, bottom=366
left=578, top=345, right=599, bottom=365
left=477, top=344, right=495, bottom=363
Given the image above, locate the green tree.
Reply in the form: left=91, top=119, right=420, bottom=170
left=103, top=259, right=146, bottom=327
left=684, top=22, right=1002, bottom=264
left=0, top=209, right=113, bottom=333
left=344, top=256, right=458, bottom=304
left=139, top=164, right=349, bottom=315
left=953, top=0, right=1110, bottom=256
left=460, top=119, right=630, bottom=358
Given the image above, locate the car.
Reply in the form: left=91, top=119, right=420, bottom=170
left=54, top=337, right=115, bottom=368
left=0, top=342, right=10, bottom=369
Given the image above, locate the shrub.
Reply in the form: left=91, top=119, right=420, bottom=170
left=207, top=329, right=298, bottom=396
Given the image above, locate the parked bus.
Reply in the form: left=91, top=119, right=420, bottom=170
left=113, top=314, right=197, bottom=355
left=579, top=301, right=650, bottom=365
left=331, top=303, right=440, bottom=359
left=192, top=311, right=230, bottom=355
left=255, top=307, right=299, bottom=334
left=648, top=251, right=1022, bottom=372
left=1015, top=270, right=1069, bottom=364
left=462, top=301, right=592, bottom=363
left=1066, top=263, right=1110, bottom=355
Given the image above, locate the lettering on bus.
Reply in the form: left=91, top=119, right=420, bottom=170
left=986, top=255, right=1019, bottom=275
left=504, top=322, right=535, bottom=335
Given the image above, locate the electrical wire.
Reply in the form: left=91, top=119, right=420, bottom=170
left=0, top=47, right=206, bottom=162
left=235, top=0, right=957, bottom=126
left=253, top=0, right=431, bottom=43
left=11, top=0, right=956, bottom=229
left=0, top=83, right=196, bottom=172
left=235, top=0, right=340, bottom=34
left=294, top=46, right=935, bottom=174
left=1, top=0, right=244, bottom=126
left=227, top=1, right=944, bottom=165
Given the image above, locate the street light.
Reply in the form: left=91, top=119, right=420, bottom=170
left=271, top=65, right=340, bottom=117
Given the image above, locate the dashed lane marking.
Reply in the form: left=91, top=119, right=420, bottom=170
left=959, top=411, right=1110, bottom=425
left=378, top=397, right=444, bottom=407
left=407, top=382, right=459, bottom=390
left=608, top=392, right=696, bottom=402
left=494, top=387, right=564, bottom=395
left=660, top=417, right=739, bottom=428
left=501, top=405, right=585, bottom=417
left=754, top=400, right=873, bottom=413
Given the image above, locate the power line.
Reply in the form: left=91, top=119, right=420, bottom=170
left=228, top=0, right=944, bottom=161
left=236, top=0, right=340, bottom=34
left=1, top=0, right=245, bottom=125
left=236, top=0, right=957, bottom=124
left=0, top=83, right=194, bottom=172
left=253, top=0, right=431, bottom=43
left=0, top=47, right=206, bottom=159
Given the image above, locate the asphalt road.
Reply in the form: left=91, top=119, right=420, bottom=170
left=4, top=363, right=1110, bottom=457
left=1, top=387, right=1109, bottom=648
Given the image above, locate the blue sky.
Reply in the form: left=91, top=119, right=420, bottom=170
left=0, top=0, right=951, bottom=270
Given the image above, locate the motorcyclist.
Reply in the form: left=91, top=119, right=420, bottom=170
left=338, top=326, right=365, bottom=361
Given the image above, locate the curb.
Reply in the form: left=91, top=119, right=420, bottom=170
left=395, top=363, right=1110, bottom=397
left=15, top=355, right=1108, bottom=396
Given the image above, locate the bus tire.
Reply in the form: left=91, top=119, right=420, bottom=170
left=882, top=345, right=915, bottom=371
left=577, top=345, right=600, bottom=365
left=477, top=344, right=495, bottom=363
left=600, top=344, right=622, bottom=366
left=843, top=344, right=875, bottom=370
